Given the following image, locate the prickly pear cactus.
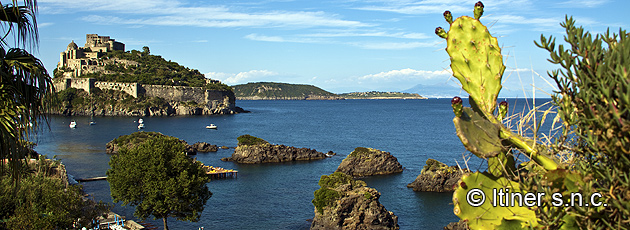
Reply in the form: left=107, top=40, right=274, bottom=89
left=453, top=107, right=504, bottom=158
left=438, top=1, right=505, bottom=116
left=453, top=172, right=538, bottom=229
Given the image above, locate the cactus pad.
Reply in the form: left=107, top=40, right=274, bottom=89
left=445, top=15, right=505, bottom=116
left=453, top=172, right=538, bottom=229
left=453, top=107, right=505, bottom=158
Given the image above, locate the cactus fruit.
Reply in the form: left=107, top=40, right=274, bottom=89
left=435, top=27, right=447, bottom=39
left=498, top=100, right=508, bottom=120
left=453, top=172, right=538, bottom=229
left=443, top=11, right=453, bottom=24
left=437, top=1, right=505, bottom=117
left=453, top=107, right=504, bottom=158
left=474, top=1, right=484, bottom=20
left=451, top=96, right=463, bottom=117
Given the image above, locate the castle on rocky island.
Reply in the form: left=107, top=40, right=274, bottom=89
left=58, top=34, right=125, bottom=78
left=54, top=34, right=241, bottom=115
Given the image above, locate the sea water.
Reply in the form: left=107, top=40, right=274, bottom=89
left=33, top=98, right=553, bottom=229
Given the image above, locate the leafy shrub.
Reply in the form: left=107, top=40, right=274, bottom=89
left=237, top=135, right=268, bottom=146
left=312, top=187, right=339, bottom=214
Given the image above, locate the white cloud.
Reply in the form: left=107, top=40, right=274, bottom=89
left=556, top=0, right=609, bottom=8
left=303, top=31, right=429, bottom=39
left=244, top=34, right=286, bottom=42
left=349, top=41, right=438, bottom=50
left=206, top=70, right=279, bottom=85
left=38, top=22, right=54, bottom=27
left=41, top=0, right=370, bottom=29
left=359, top=68, right=451, bottom=81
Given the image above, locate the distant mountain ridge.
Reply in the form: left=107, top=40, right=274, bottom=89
left=233, top=82, right=430, bottom=100
left=233, top=82, right=343, bottom=100
left=403, top=83, right=464, bottom=98
left=339, top=91, right=426, bottom=99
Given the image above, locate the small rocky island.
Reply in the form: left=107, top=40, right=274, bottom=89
left=335, top=147, right=403, bottom=177
left=311, top=172, right=399, bottom=230
left=106, top=131, right=217, bottom=155
left=407, top=159, right=469, bottom=192
left=221, top=135, right=332, bottom=163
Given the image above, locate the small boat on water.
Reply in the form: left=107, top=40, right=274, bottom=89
left=138, top=118, right=144, bottom=124
left=69, top=121, right=77, bottom=128
left=138, top=123, right=145, bottom=129
left=206, top=124, right=217, bottom=129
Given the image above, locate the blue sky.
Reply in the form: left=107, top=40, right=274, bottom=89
left=35, top=0, right=629, bottom=97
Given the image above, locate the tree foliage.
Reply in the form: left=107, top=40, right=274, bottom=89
left=107, top=135, right=212, bottom=230
left=533, top=16, right=630, bottom=229
left=0, top=157, right=109, bottom=229
left=0, top=0, right=54, bottom=181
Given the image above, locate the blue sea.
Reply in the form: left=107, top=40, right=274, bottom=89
left=33, top=98, right=554, bottom=229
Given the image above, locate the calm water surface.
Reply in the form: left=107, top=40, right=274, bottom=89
left=34, top=98, right=552, bottom=229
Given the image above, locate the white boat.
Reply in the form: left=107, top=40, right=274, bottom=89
left=206, top=124, right=217, bottom=129
left=69, top=121, right=77, bottom=128
left=90, top=121, right=96, bottom=125
left=138, top=118, right=144, bottom=124
left=138, top=123, right=145, bottom=129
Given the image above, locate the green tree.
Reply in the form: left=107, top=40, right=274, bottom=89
left=0, top=0, right=54, bottom=180
left=142, top=46, right=150, bottom=55
left=0, top=157, right=110, bottom=229
left=107, top=135, right=212, bottom=230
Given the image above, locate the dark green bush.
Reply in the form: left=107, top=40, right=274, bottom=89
left=237, top=135, right=268, bottom=146
left=312, top=187, right=339, bottom=214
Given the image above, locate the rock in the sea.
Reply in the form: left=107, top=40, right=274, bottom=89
left=222, top=143, right=327, bottom=163
left=444, top=220, right=469, bottom=230
left=335, top=147, right=403, bottom=177
left=407, top=159, right=469, bottom=192
left=221, top=135, right=328, bottom=163
left=311, top=172, right=399, bottom=230
left=191, top=142, right=218, bottom=153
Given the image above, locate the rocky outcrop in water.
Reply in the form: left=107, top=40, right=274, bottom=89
left=221, top=143, right=328, bottom=163
left=407, top=159, right=469, bottom=192
left=105, top=131, right=215, bottom=155
left=335, top=147, right=403, bottom=177
left=191, top=142, right=218, bottom=153
left=311, top=172, right=399, bottom=230
left=444, top=220, right=469, bottom=230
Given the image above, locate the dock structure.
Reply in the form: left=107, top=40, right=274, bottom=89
left=201, top=164, right=237, bottom=179
left=76, top=176, right=107, bottom=182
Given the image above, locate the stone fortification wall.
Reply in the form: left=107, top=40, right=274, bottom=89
left=53, top=78, right=95, bottom=93
left=141, top=85, right=206, bottom=104
left=95, top=81, right=139, bottom=98
left=54, top=78, right=237, bottom=113
left=141, top=85, right=232, bottom=107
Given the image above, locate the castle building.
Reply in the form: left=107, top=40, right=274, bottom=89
left=58, top=34, right=125, bottom=77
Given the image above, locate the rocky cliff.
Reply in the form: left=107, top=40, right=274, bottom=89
left=406, top=159, right=469, bottom=192
left=221, top=143, right=330, bottom=163
left=335, top=147, right=403, bottom=177
left=54, top=87, right=247, bottom=116
left=311, top=172, right=399, bottom=230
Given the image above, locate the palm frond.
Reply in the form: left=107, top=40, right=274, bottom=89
left=0, top=1, right=38, bottom=50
